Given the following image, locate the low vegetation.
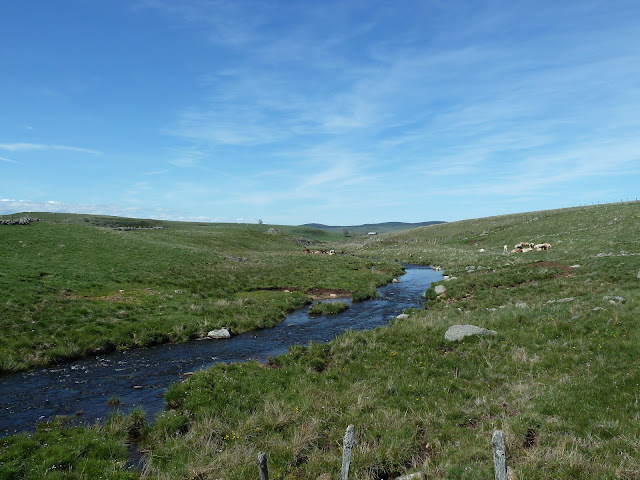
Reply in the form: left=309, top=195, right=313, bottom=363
left=308, top=301, right=350, bottom=315
left=1, top=202, right=639, bottom=479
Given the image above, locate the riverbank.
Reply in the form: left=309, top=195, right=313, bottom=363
left=0, top=265, right=440, bottom=437
left=2, top=202, right=639, bottom=479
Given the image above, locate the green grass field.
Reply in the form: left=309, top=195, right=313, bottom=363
left=0, top=215, right=402, bottom=372
left=1, top=202, right=639, bottom=479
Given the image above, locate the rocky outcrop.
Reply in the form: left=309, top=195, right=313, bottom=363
left=0, top=216, right=40, bottom=225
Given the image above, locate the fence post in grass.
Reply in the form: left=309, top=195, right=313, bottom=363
left=492, top=430, right=508, bottom=480
left=258, top=451, right=269, bottom=480
left=341, top=424, right=355, bottom=480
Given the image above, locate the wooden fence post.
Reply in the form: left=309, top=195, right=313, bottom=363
left=340, top=424, right=355, bottom=480
left=492, top=430, right=507, bottom=480
left=258, top=451, right=269, bottom=480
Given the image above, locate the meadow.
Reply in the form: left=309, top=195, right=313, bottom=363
left=0, top=214, right=401, bottom=372
left=1, top=202, right=639, bottom=479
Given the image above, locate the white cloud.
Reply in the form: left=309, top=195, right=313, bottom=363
left=0, top=156, right=18, bottom=163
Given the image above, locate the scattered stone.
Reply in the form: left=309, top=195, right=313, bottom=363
left=571, top=315, right=580, bottom=320
left=395, top=473, right=425, bottom=480
left=266, top=228, right=282, bottom=234
left=443, top=275, right=458, bottom=281
left=592, top=307, right=604, bottom=311
left=174, top=289, right=183, bottom=294
left=515, top=302, right=527, bottom=308
left=207, top=328, right=232, bottom=339
left=465, top=266, right=476, bottom=272
left=557, top=297, right=575, bottom=303
left=226, top=255, right=248, bottom=262
left=445, top=324, right=497, bottom=342
left=392, top=278, right=400, bottom=283
left=434, top=285, right=446, bottom=295
left=478, top=248, right=486, bottom=253
left=433, top=266, right=442, bottom=271
left=0, top=216, right=40, bottom=225
left=637, top=269, right=640, bottom=279
left=133, top=385, right=143, bottom=389
left=396, top=313, right=409, bottom=320
left=570, top=265, right=580, bottom=268
left=604, top=295, right=625, bottom=305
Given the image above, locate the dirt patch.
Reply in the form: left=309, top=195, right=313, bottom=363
left=254, top=286, right=301, bottom=293
left=531, top=261, right=573, bottom=278
left=305, top=288, right=352, bottom=300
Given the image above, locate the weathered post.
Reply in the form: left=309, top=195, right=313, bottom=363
left=258, top=451, right=269, bottom=480
left=341, top=424, right=355, bottom=480
left=492, top=430, right=507, bottom=480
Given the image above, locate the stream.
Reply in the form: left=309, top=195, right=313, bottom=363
left=0, top=265, right=441, bottom=436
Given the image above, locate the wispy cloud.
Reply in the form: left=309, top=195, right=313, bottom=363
left=0, top=156, right=18, bottom=163
left=0, top=143, right=101, bottom=155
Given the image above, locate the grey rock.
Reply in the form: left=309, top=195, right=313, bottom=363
left=207, top=328, right=232, bottom=339
left=465, top=266, right=476, bottom=272
left=557, top=297, right=575, bottom=303
left=515, top=302, right=527, bottom=308
left=396, top=313, right=410, bottom=320
left=604, top=295, right=625, bottom=305
left=434, top=285, right=446, bottom=295
left=445, top=324, right=497, bottom=342
left=570, top=265, right=580, bottom=268
left=392, top=278, right=400, bottom=283
left=637, top=269, right=640, bottom=279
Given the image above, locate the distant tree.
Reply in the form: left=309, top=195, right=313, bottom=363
left=258, top=219, right=263, bottom=225
left=342, top=228, right=350, bottom=237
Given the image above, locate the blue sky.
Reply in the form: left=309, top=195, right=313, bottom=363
left=1, top=1, right=639, bottom=225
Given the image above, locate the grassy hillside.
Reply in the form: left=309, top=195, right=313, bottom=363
left=2, top=202, right=639, bottom=479
left=0, top=214, right=402, bottom=372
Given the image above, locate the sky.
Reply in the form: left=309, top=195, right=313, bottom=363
left=1, top=1, right=639, bottom=225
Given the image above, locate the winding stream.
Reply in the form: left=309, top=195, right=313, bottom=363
left=0, top=265, right=441, bottom=436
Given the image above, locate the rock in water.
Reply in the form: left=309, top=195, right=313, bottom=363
left=445, top=324, right=497, bottom=342
left=207, top=328, right=231, bottom=339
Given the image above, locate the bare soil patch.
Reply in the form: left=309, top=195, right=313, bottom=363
left=531, top=261, right=573, bottom=278
left=305, top=288, right=352, bottom=300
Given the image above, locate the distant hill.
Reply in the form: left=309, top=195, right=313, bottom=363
left=301, top=221, right=446, bottom=235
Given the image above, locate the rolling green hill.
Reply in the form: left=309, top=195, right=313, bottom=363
left=2, top=202, right=639, bottom=479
